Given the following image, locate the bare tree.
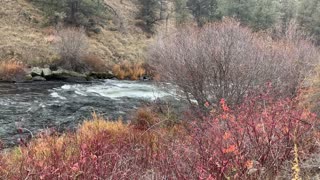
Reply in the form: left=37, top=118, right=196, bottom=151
left=148, top=19, right=319, bottom=112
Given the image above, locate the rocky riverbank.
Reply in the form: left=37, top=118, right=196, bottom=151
left=0, top=67, right=152, bottom=83
left=27, top=67, right=116, bottom=82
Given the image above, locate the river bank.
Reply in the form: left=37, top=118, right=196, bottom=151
left=0, top=60, right=153, bottom=83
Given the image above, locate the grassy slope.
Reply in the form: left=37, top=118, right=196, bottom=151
left=89, top=0, right=152, bottom=66
left=0, top=0, right=151, bottom=66
left=0, top=0, right=51, bottom=65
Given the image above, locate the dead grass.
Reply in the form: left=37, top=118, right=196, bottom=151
left=0, top=59, right=26, bottom=81
left=112, top=61, right=146, bottom=80
left=78, top=112, right=129, bottom=141
left=88, top=28, right=150, bottom=65
left=0, top=0, right=52, bottom=65
left=131, top=107, right=160, bottom=130
left=0, top=0, right=153, bottom=67
left=0, top=112, right=185, bottom=179
left=0, top=113, right=132, bottom=179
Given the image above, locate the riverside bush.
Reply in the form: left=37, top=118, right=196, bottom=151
left=82, top=54, right=107, bottom=73
left=53, top=28, right=107, bottom=73
left=148, top=19, right=319, bottom=112
left=181, top=88, right=317, bottom=179
left=53, top=28, right=89, bottom=73
left=112, top=61, right=146, bottom=80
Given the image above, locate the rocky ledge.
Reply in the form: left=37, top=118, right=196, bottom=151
left=27, top=67, right=116, bottom=82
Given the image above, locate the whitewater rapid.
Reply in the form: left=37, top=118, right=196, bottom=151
left=0, top=80, right=175, bottom=147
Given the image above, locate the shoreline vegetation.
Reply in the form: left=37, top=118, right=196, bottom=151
left=0, top=61, right=153, bottom=83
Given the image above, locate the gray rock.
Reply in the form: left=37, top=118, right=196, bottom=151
left=25, top=74, right=33, bottom=81
left=31, top=67, right=43, bottom=77
left=46, top=69, right=88, bottom=82
left=42, top=68, right=52, bottom=77
left=32, top=76, right=46, bottom=81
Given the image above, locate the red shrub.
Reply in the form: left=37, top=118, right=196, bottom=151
left=181, top=90, right=317, bottom=179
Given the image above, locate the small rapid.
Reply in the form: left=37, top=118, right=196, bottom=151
left=0, top=80, right=174, bottom=147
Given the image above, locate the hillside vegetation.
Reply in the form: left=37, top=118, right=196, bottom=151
left=0, top=0, right=151, bottom=67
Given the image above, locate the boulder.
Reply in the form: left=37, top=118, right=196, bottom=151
left=42, top=68, right=52, bottom=77
left=31, top=67, right=43, bottom=77
left=32, top=76, right=46, bottom=81
left=46, top=69, right=88, bottom=82
left=30, top=67, right=52, bottom=78
left=25, top=74, right=33, bottom=81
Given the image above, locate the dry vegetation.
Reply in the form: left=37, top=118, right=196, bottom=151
left=53, top=28, right=90, bottom=72
left=302, top=65, right=320, bottom=116
left=0, top=59, right=26, bottom=81
left=82, top=54, right=108, bottom=73
left=0, top=0, right=52, bottom=65
left=148, top=19, right=319, bottom=111
left=112, top=61, right=146, bottom=80
left=69, top=0, right=154, bottom=64
left=0, top=0, right=152, bottom=67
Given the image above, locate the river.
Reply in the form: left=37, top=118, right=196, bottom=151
left=0, top=80, right=173, bottom=147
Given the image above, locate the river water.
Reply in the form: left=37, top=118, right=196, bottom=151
left=0, top=80, right=173, bottom=147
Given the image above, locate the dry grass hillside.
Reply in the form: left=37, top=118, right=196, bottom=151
left=0, top=0, right=51, bottom=65
left=0, top=0, right=153, bottom=67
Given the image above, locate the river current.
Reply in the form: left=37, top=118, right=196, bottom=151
left=0, top=80, right=173, bottom=147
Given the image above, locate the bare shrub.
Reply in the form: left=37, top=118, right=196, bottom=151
left=53, top=27, right=89, bottom=72
left=302, top=66, right=320, bottom=115
left=82, top=54, right=107, bottom=72
left=148, top=19, right=319, bottom=111
left=299, top=153, right=320, bottom=179
left=130, top=103, right=181, bottom=131
left=131, top=107, right=160, bottom=131
left=272, top=20, right=308, bottom=42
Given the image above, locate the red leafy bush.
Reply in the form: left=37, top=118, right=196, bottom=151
left=182, top=90, right=317, bottom=179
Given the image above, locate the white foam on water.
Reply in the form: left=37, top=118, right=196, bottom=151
left=51, top=80, right=172, bottom=100
left=61, top=85, right=71, bottom=90
left=75, top=90, right=87, bottom=96
left=0, top=100, right=9, bottom=106
left=50, top=92, right=67, bottom=100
